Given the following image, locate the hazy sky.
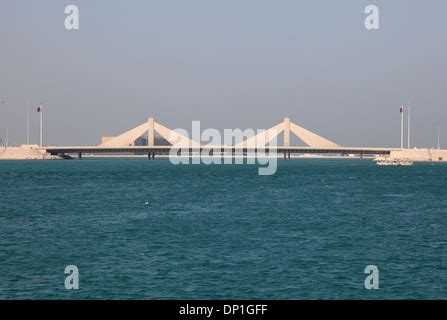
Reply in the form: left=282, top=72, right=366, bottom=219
left=1, top=0, right=446, bottom=147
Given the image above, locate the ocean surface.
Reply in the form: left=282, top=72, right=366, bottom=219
left=0, top=158, right=446, bottom=299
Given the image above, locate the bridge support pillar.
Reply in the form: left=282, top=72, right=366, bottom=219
left=148, top=117, right=155, bottom=147
left=284, top=117, right=290, bottom=147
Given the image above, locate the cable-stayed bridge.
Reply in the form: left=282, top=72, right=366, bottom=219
left=45, top=117, right=393, bottom=159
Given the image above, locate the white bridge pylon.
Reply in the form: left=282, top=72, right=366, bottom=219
left=99, top=117, right=340, bottom=148
left=234, top=117, right=340, bottom=148
left=99, top=117, right=196, bottom=148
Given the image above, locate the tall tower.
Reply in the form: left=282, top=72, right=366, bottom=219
left=284, top=117, right=290, bottom=147
left=148, top=117, right=154, bottom=147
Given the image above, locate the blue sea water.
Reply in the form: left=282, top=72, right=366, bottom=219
left=0, top=158, right=446, bottom=300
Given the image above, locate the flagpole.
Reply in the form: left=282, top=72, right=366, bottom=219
left=401, top=106, right=404, bottom=149
left=39, top=104, right=43, bottom=147
left=26, top=101, right=30, bottom=145
left=408, top=99, right=411, bottom=149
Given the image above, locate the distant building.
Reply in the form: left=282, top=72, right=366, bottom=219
left=134, top=136, right=172, bottom=146
left=101, top=135, right=172, bottom=146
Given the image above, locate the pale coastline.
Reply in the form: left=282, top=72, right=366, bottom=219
left=0, top=145, right=60, bottom=160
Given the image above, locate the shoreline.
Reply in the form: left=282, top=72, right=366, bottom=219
left=0, top=146, right=61, bottom=160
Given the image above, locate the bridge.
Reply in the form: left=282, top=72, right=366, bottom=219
left=45, top=117, right=393, bottom=159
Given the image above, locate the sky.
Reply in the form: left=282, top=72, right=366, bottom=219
left=0, top=0, right=446, bottom=147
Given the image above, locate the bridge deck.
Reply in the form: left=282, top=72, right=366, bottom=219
left=45, top=146, right=392, bottom=156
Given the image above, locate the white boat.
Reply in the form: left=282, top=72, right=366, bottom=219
left=375, top=158, right=414, bottom=166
